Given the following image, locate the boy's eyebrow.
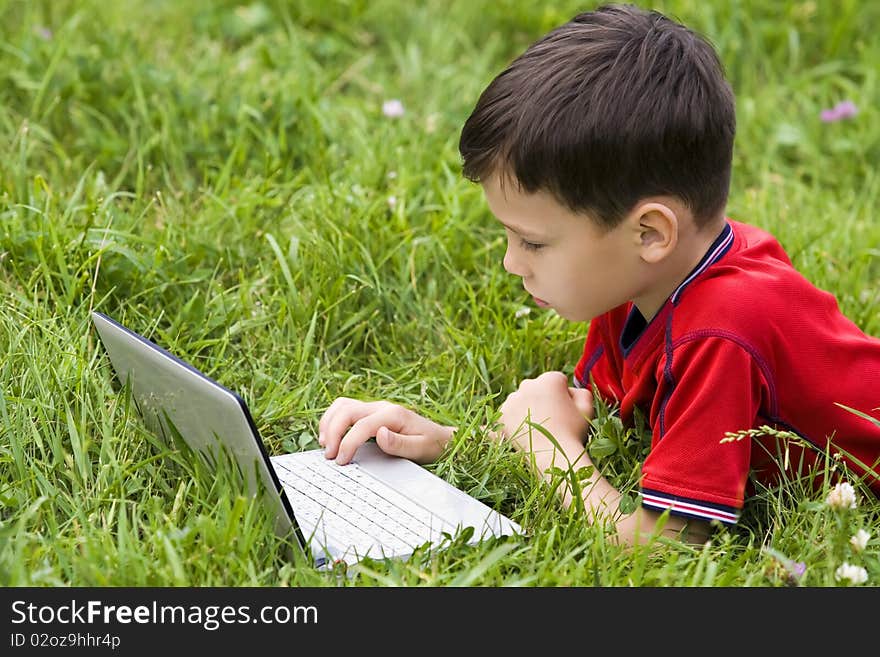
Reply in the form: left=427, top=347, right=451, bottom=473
left=496, top=219, right=545, bottom=240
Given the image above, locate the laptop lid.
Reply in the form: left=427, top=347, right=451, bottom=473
left=90, top=311, right=307, bottom=555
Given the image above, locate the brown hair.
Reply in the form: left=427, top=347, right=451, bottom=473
left=459, top=3, right=735, bottom=230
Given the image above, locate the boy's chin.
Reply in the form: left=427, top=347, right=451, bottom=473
left=556, top=308, right=595, bottom=323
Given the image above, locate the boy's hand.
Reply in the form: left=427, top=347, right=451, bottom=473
left=495, top=372, right=594, bottom=467
left=318, top=398, right=456, bottom=465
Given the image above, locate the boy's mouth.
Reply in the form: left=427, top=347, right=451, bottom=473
left=532, top=296, right=550, bottom=308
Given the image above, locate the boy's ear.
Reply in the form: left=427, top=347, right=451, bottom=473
left=631, top=201, right=679, bottom=264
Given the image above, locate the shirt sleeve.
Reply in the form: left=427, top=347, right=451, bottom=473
left=640, top=334, right=767, bottom=526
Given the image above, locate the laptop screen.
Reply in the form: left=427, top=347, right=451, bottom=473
left=90, top=312, right=304, bottom=548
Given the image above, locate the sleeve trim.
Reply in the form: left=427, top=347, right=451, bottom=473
left=641, top=488, right=740, bottom=525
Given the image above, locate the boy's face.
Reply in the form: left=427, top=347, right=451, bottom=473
left=482, top=173, right=646, bottom=323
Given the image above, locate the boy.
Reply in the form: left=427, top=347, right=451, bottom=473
left=318, top=4, right=880, bottom=546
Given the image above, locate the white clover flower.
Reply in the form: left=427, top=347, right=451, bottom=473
left=387, top=195, right=397, bottom=210
left=514, top=306, right=531, bottom=319
left=850, top=529, right=870, bottom=552
left=382, top=99, right=405, bottom=118
left=835, top=562, right=868, bottom=585
left=825, top=481, right=857, bottom=510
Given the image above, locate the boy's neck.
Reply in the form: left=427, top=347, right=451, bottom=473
left=633, top=216, right=728, bottom=322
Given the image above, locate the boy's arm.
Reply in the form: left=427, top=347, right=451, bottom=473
left=496, top=371, right=712, bottom=547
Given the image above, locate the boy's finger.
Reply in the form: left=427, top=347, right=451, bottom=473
left=317, top=397, right=350, bottom=445
left=320, top=399, right=384, bottom=457
left=375, top=426, right=443, bottom=464
left=334, top=411, right=401, bottom=465
left=568, top=387, right=594, bottom=418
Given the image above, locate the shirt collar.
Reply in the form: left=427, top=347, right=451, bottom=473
left=619, top=220, right=734, bottom=356
left=669, top=220, right=733, bottom=305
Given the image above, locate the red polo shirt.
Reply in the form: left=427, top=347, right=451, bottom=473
left=574, top=220, right=880, bottom=525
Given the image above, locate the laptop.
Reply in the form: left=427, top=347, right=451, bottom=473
left=90, top=311, right=522, bottom=568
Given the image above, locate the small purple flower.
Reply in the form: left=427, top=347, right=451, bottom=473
left=820, top=100, right=858, bottom=123
left=788, top=560, right=807, bottom=579
left=763, top=547, right=806, bottom=585
left=35, top=26, right=53, bottom=40
left=382, top=99, right=405, bottom=118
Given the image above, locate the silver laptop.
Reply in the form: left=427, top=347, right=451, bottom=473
left=91, top=311, right=522, bottom=568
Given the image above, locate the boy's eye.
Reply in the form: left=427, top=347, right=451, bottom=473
left=520, top=238, right=544, bottom=252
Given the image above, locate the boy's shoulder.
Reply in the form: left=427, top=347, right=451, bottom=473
left=675, top=219, right=834, bottom=331
left=723, top=219, right=792, bottom=266
left=693, top=219, right=795, bottom=292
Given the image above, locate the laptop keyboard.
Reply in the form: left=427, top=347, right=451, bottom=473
left=273, top=450, right=457, bottom=560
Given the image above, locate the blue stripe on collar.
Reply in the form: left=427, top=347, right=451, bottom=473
left=670, top=221, right=733, bottom=305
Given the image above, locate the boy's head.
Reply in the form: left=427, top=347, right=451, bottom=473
left=459, top=3, right=736, bottom=232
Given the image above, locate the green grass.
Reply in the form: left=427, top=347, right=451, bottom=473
left=1, top=0, right=878, bottom=586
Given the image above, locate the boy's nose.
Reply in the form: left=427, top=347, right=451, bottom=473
left=503, top=245, right=527, bottom=277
